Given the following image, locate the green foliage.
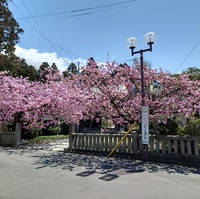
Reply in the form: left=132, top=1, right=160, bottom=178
left=152, top=119, right=179, bottom=135
left=102, top=118, right=109, bottom=128
left=38, top=62, right=50, bottom=82
left=12, top=60, right=38, bottom=81
left=63, top=62, right=78, bottom=77
left=42, top=123, right=69, bottom=136
left=102, top=118, right=114, bottom=128
left=184, top=119, right=200, bottom=136
left=177, top=125, right=185, bottom=136
left=22, top=128, right=42, bottom=139
left=42, top=126, right=61, bottom=136
left=170, top=74, right=180, bottom=78
left=38, top=62, right=59, bottom=82
left=23, top=135, right=68, bottom=144
left=38, top=62, right=50, bottom=71
left=51, top=63, right=58, bottom=72
left=48, top=126, right=61, bottom=135
left=0, top=0, right=24, bottom=55
left=59, top=122, right=69, bottom=135
left=182, top=67, right=200, bottom=81
left=0, top=54, right=38, bottom=81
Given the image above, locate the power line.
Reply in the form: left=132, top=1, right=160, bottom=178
left=11, top=0, right=83, bottom=60
left=16, top=0, right=139, bottom=20
left=28, top=0, right=61, bottom=47
left=20, top=0, right=64, bottom=59
left=44, top=0, right=69, bottom=51
left=119, top=38, right=200, bottom=73
left=174, top=39, right=200, bottom=74
left=11, top=0, right=154, bottom=66
left=70, top=13, right=91, bottom=18
left=70, top=0, right=137, bottom=13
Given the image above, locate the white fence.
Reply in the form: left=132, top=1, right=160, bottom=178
left=69, top=133, right=200, bottom=166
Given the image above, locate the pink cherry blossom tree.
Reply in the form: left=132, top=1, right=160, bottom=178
left=75, top=60, right=200, bottom=128
left=0, top=61, right=199, bottom=133
left=0, top=71, right=87, bottom=130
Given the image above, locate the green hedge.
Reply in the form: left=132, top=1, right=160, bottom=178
left=151, top=119, right=178, bottom=135
left=184, top=119, right=200, bottom=136
left=22, top=128, right=42, bottom=139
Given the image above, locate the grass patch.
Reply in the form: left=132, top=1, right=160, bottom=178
left=23, top=134, right=68, bottom=144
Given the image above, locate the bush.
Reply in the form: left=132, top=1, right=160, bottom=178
left=49, top=126, right=61, bottom=135
left=184, top=119, right=200, bottom=136
left=42, top=126, right=61, bottom=135
left=152, top=119, right=178, bottom=135
left=59, top=122, right=69, bottom=135
left=22, top=128, right=42, bottom=139
left=23, top=135, right=68, bottom=144
left=177, top=125, right=185, bottom=136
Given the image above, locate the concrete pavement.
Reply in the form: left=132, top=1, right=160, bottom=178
left=0, top=141, right=200, bottom=199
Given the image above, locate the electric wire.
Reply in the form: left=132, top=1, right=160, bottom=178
left=11, top=0, right=84, bottom=60
left=118, top=38, right=200, bottom=73
left=173, top=39, right=200, bottom=74
left=70, top=0, right=151, bottom=18
left=44, top=0, right=69, bottom=52
left=28, top=0, right=61, bottom=49
left=20, top=0, right=65, bottom=59
left=12, top=0, right=152, bottom=63
left=12, top=0, right=163, bottom=68
left=16, top=0, right=143, bottom=20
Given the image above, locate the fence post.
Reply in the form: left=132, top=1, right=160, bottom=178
left=174, top=140, right=178, bottom=155
left=194, top=140, right=199, bottom=157
left=68, top=124, right=76, bottom=152
left=180, top=140, right=185, bottom=155
left=16, top=122, right=22, bottom=145
left=187, top=140, right=192, bottom=155
left=167, top=139, right=172, bottom=154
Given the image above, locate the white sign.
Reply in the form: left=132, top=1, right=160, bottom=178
left=142, top=106, right=149, bottom=144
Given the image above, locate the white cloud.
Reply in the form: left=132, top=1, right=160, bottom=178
left=14, top=45, right=87, bottom=71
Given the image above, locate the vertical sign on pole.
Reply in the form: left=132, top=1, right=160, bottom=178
left=142, top=106, right=149, bottom=144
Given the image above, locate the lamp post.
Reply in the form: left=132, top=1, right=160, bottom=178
left=127, top=32, right=156, bottom=161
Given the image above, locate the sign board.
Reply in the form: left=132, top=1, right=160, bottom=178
left=142, top=106, right=149, bottom=144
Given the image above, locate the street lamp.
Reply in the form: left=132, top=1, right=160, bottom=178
left=127, top=32, right=156, bottom=161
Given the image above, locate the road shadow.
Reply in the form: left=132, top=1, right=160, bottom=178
left=1, top=146, right=200, bottom=178
left=32, top=152, right=200, bottom=177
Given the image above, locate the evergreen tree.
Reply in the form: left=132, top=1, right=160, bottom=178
left=0, top=54, right=38, bottom=81
left=38, top=62, right=50, bottom=72
left=63, top=62, right=78, bottom=77
left=68, top=62, right=78, bottom=74
left=0, top=0, right=23, bottom=55
left=182, top=67, right=200, bottom=81
left=51, top=62, right=58, bottom=72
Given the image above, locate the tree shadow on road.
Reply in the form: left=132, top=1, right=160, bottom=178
left=32, top=151, right=200, bottom=177
left=1, top=146, right=200, bottom=177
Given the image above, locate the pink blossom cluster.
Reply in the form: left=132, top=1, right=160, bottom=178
left=0, top=62, right=199, bottom=129
left=0, top=71, right=86, bottom=129
left=76, top=61, right=200, bottom=127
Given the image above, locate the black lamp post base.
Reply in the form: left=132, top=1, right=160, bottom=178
left=142, top=144, right=148, bottom=161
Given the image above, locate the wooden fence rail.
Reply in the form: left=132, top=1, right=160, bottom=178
left=70, top=133, right=200, bottom=165
left=0, top=132, right=16, bottom=146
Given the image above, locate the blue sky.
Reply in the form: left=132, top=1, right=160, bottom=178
left=9, top=0, right=200, bottom=73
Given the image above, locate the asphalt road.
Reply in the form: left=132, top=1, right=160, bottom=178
left=0, top=141, right=200, bottom=199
